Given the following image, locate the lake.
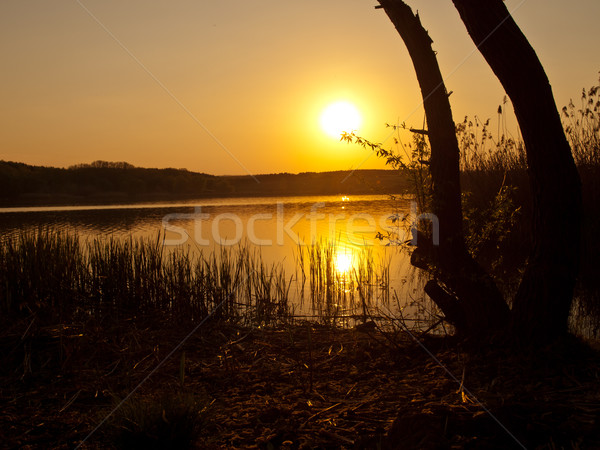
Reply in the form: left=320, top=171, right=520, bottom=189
left=0, top=194, right=431, bottom=324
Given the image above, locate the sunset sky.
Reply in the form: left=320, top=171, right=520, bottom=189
left=1, top=0, right=598, bottom=176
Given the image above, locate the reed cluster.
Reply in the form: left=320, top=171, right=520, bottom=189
left=0, top=230, right=293, bottom=327
left=565, top=81, right=600, bottom=335
left=296, top=240, right=391, bottom=326
left=0, top=231, right=396, bottom=330
left=457, top=81, right=600, bottom=334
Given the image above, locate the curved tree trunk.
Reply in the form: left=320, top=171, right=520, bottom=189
left=377, top=0, right=510, bottom=336
left=452, top=0, right=582, bottom=344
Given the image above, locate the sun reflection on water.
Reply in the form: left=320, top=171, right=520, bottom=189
left=334, top=250, right=353, bottom=276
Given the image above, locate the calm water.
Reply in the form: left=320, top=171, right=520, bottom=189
left=0, top=194, right=428, bottom=321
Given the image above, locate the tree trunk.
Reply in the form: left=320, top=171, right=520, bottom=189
left=452, top=0, right=583, bottom=344
left=377, top=0, right=510, bottom=336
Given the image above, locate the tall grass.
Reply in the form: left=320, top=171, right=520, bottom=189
left=563, top=82, right=600, bottom=167
left=457, top=104, right=527, bottom=173
left=563, top=79, right=600, bottom=336
left=0, top=231, right=395, bottom=330
left=0, top=230, right=87, bottom=321
left=0, top=231, right=293, bottom=327
left=458, top=79, right=600, bottom=334
left=296, top=240, right=391, bottom=326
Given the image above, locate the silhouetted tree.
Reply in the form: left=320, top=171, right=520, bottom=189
left=376, top=0, right=582, bottom=345
left=451, top=0, right=582, bottom=345
left=376, top=0, right=509, bottom=336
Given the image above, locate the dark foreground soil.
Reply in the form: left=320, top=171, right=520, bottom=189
left=1, top=318, right=599, bottom=449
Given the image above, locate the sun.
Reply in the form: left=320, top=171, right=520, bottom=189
left=320, top=101, right=362, bottom=138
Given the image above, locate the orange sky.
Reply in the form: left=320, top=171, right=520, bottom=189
left=1, top=1, right=598, bottom=176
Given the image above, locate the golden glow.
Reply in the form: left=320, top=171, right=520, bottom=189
left=3, top=3, right=593, bottom=174
left=320, top=101, right=362, bottom=138
left=334, top=251, right=353, bottom=275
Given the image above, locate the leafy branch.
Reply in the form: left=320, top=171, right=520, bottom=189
left=341, top=125, right=432, bottom=214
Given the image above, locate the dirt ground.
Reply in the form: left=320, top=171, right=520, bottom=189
left=1, top=319, right=600, bottom=449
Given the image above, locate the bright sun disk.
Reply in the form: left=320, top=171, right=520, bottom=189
left=320, top=101, right=362, bottom=138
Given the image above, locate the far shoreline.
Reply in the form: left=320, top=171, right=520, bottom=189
left=0, top=160, right=412, bottom=209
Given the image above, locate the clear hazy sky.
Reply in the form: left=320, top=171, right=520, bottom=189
left=1, top=1, right=598, bottom=175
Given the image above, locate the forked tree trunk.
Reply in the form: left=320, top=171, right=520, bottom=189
left=377, top=0, right=510, bottom=336
left=452, top=0, right=582, bottom=345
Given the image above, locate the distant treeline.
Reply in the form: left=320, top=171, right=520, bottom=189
left=0, top=160, right=411, bottom=206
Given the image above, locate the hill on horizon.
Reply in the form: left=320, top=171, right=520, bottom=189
left=0, top=160, right=412, bottom=207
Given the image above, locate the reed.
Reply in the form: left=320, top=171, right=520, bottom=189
left=296, top=239, right=391, bottom=326
left=561, top=80, right=600, bottom=336
left=563, top=81, right=600, bottom=168
left=0, top=229, right=86, bottom=321
left=2, top=230, right=398, bottom=330
left=0, top=231, right=296, bottom=327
